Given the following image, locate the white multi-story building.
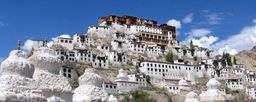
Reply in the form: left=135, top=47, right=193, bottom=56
left=108, top=51, right=128, bottom=65
left=212, top=59, right=229, bottom=80
left=165, top=78, right=191, bottom=94
left=139, top=61, right=205, bottom=83
left=128, top=74, right=147, bottom=86
left=55, top=50, right=76, bottom=62
left=115, top=69, right=138, bottom=93
left=57, top=37, right=73, bottom=51
left=167, top=84, right=180, bottom=94
left=246, top=71, right=256, bottom=84
left=130, top=25, right=163, bottom=34
left=128, top=43, right=145, bottom=54
left=102, top=82, right=118, bottom=94
left=225, top=78, right=243, bottom=90
left=246, top=86, right=256, bottom=99
left=233, top=64, right=246, bottom=76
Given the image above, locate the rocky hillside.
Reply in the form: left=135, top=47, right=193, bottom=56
left=236, top=46, right=256, bottom=70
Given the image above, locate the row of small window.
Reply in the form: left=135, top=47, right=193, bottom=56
left=144, top=63, right=201, bottom=70
left=136, top=78, right=145, bottom=82
left=147, top=72, right=184, bottom=77
left=121, top=83, right=137, bottom=87
left=235, top=70, right=243, bottom=73
left=63, top=73, right=72, bottom=78
left=142, top=34, right=168, bottom=40
left=105, top=84, right=117, bottom=89
left=247, top=78, right=256, bottom=81
left=139, top=83, right=146, bottom=86
left=146, top=67, right=197, bottom=71
left=63, top=68, right=72, bottom=73
left=169, top=86, right=179, bottom=90
left=227, top=82, right=242, bottom=85
left=147, top=68, right=168, bottom=72
left=101, top=46, right=109, bottom=50
left=228, top=85, right=241, bottom=88
left=80, top=58, right=91, bottom=61
left=79, top=53, right=91, bottom=57
left=135, top=26, right=162, bottom=32
left=94, top=62, right=106, bottom=67
left=60, top=39, right=72, bottom=44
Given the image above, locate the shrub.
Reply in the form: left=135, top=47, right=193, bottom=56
left=166, top=52, right=174, bottom=63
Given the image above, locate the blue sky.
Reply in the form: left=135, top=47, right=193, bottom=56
left=0, top=0, right=256, bottom=60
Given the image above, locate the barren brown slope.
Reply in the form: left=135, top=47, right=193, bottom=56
left=235, top=46, right=256, bottom=71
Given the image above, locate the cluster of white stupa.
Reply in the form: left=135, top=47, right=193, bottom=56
left=185, top=78, right=228, bottom=102
left=0, top=47, right=118, bottom=102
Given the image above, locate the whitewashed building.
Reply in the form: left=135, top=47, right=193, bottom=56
left=108, top=51, right=128, bottom=65
left=102, top=82, right=118, bottom=94
left=245, top=71, right=256, bottom=84
left=225, top=78, right=243, bottom=90
left=139, top=61, right=205, bottom=83
left=55, top=50, right=76, bottom=62
left=233, top=64, right=246, bottom=76
left=57, top=37, right=73, bottom=51
left=115, top=69, right=138, bottom=93
left=246, top=86, right=256, bottom=99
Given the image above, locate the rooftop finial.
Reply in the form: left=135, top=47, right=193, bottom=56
left=18, top=40, right=21, bottom=50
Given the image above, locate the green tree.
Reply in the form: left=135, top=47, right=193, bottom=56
left=166, top=52, right=174, bottom=63
left=146, top=75, right=151, bottom=84
left=130, top=90, right=153, bottom=102
left=233, top=57, right=237, bottom=65
left=223, top=53, right=233, bottom=66
left=168, top=96, right=173, bottom=102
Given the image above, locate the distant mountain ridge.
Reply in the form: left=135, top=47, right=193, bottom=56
left=235, top=45, right=256, bottom=70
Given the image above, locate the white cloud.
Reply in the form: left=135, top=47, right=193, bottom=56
left=217, top=45, right=238, bottom=55
left=182, top=13, right=193, bottom=24
left=58, top=34, right=71, bottom=39
left=253, top=19, right=256, bottom=24
left=183, top=28, right=218, bottom=48
left=205, top=13, right=222, bottom=24
left=184, top=36, right=219, bottom=48
left=211, top=23, right=256, bottom=55
left=187, top=28, right=212, bottom=38
left=167, top=19, right=182, bottom=29
left=0, top=21, right=7, bottom=27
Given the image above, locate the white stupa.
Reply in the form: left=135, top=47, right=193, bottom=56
left=30, top=47, right=72, bottom=102
left=73, top=68, right=109, bottom=102
left=179, top=78, right=190, bottom=91
left=199, top=78, right=227, bottom=102
left=185, top=91, right=199, bottom=102
left=0, top=50, right=46, bottom=102
left=115, top=68, right=128, bottom=81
